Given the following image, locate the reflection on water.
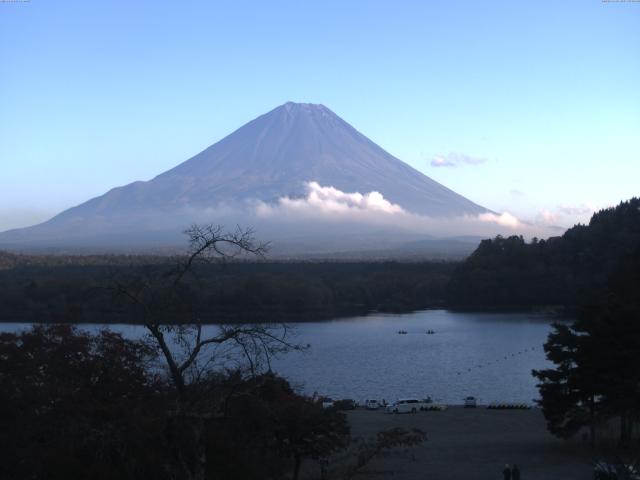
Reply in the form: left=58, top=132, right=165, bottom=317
left=0, top=310, right=558, bottom=404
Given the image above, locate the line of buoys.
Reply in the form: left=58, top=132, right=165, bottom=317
left=452, top=344, right=542, bottom=376
left=487, top=403, right=531, bottom=410
left=420, top=404, right=447, bottom=411
left=395, top=331, right=541, bottom=379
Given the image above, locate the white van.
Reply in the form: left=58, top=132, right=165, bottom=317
left=364, top=399, right=380, bottom=410
left=386, top=398, right=425, bottom=414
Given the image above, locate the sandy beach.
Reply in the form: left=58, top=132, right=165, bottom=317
left=341, top=406, right=593, bottom=480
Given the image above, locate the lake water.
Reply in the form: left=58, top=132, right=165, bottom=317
left=0, top=310, right=557, bottom=405
left=271, top=310, right=556, bottom=405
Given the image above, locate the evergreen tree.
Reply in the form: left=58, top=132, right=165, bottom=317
left=533, top=323, right=601, bottom=443
left=576, top=246, right=640, bottom=445
left=533, top=245, right=640, bottom=445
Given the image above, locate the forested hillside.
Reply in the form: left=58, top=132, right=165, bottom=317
left=447, top=197, right=640, bottom=308
left=0, top=261, right=454, bottom=324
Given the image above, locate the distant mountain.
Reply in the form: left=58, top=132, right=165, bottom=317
left=0, top=102, right=489, bottom=251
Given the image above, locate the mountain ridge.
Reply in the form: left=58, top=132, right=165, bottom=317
left=0, top=102, right=490, bottom=249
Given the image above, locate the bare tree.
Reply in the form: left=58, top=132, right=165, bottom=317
left=113, top=224, right=301, bottom=480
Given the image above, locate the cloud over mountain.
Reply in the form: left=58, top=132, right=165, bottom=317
left=255, top=181, right=544, bottom=240
left=257, top=181, right=405, bottom=217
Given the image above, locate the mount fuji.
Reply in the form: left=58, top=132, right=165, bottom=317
left=0, top=102, right=490, bottom=253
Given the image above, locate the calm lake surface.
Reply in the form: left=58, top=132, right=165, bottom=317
left=271, top=310, right=556, bottom=405
left=1, top=310, right=557, bottom=405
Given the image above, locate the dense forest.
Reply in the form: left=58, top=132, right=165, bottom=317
left=447, top=198, right=640, bottom=309
left=0, top=324, right=425, bottom=480
left=0, top=260, right=454, bottom=324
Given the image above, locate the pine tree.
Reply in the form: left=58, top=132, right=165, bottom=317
left=534, top=245, right=640, bottom=445
left=533, top=322, right=601, bottom=443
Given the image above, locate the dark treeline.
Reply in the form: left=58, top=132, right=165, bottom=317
left=0, top=250, right=171, bottom=269
left=448, top=197, right=640, bottom=309
left=0, top=324, right=425, bottom=480
left=0, top=260, right=455, bottom=324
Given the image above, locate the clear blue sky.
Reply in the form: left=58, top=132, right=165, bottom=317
left=1, top=0, right=639, bottom=231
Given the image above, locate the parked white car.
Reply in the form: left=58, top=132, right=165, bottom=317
left=364, top=399, right=380, bottom=410
left=464, top=396, right=477, bottom=408
left=386, top=398, right=425, bottom=414
left=320, top=397, right=334, bottom=409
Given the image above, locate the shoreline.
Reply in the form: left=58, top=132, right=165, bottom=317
left=0, top=305, right=567, bottom=325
